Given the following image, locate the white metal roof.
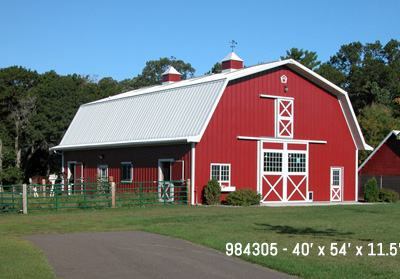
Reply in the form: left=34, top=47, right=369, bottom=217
left=162, top=66, right=181, bottom=76
left=222, top=51, right=243, bottom=62
left=51, top=58, right=372, bottom=151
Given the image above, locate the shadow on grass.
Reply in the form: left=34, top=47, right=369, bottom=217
left=255, top=223, right=354, bottom=237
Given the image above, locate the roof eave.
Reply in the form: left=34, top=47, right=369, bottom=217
left=50, top=137, right=198, bottom=151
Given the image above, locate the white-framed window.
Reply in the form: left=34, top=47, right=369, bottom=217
left=211, top=164, right=231, bottom=186
left=263, top=152, right=283, bottom=172
left=288, top=153, right=306, bottom=173
left=332, top=169, right=341, bottom=186
left=97, top=164, right=108, bottom=178
left=121, top=162, right=133, bottom=182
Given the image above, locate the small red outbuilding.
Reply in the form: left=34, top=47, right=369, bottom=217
left=51, top=52, right=372, bottom=204
left=358, top=130, right=400, bottom=198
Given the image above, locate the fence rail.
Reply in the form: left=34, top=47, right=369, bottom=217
left=0, top=179, right=189, bottom=214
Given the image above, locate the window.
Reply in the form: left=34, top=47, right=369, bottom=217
left=97, top=165, right=108, bottom=178
left=211, top=164, right=230, bottom=185
left=332, top=169, right=341, bottom=186
left=264, top=152, right=282, bottom=172
left=288, top=153, right=306, bottom=173
left=121, top=162, right=132, bottom=182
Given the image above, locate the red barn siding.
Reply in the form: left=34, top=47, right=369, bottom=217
left=360, top=135, right=400, bottom=175
left=63, top=144, right=191, bottom=183
left=195, top=66, right=357, bottom=203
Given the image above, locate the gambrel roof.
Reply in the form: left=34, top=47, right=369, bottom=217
left=51, top=59, right=372, bottom=151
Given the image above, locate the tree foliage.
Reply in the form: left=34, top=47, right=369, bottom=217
left=133, top=57, right=195, bottom=88
left=281, top=47, right=321, bottom=70
left=205, top=62, right=222, bottom=75
left=0, top=57, right=195, bottom=185
left=285, top=40, right=400, bottom=165
left=318, top=40, right=400, bottom=114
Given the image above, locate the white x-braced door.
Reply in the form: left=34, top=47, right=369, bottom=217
left=276, top=99, right=293, bottom=138
left=330, top=167, right=343, bottom=201
left=261, top=142, right=308, bottom=202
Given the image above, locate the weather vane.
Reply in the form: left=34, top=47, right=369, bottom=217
left=229, top=40, right=237, bottom=52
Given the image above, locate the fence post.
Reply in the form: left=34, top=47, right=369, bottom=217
left=111, top=182, right=116, bottom=209
left=41, top=179, right=46, bottom=198
left=139, top=182, right=142, bottom=207
left=186, top=179, right=191, bottom=206
left=22, top=184, right=27, bottom=214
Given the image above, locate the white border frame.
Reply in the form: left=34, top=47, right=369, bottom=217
left=121, top=162, right=133, bottom=182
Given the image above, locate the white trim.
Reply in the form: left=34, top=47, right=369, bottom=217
left=257, top=141, right=261, bottom=195
left=97, top=164, right=108, bottom=176
left=196, top=79, right=230, bottom=143
left=61, top=151, right=65, bottom=184
left=191, top=142, right=195, bottom=205
left=358, top=130, right=400, bottom=171
left=51, top=137, right=195, bottom=151
left=238, top=136, right=326, bottom=145
left=260, top=94, right=294, bottom=101
left=355, top=149, right=359, bottom=202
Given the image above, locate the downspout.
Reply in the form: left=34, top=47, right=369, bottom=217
left=191, top=142, right=196, bottom=205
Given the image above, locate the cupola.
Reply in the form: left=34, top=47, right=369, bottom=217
left=221, top=52, right=243, bottom=72
left=162, top=66, right=181, bottom=84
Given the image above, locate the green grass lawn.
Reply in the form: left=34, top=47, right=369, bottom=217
left=1, top=203, right=399, bottom=279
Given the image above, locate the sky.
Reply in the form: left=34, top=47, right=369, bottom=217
left=1, top=0, right=399, bottom=81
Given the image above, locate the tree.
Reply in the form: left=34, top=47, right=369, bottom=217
left=281, top=48, right=321, bottom=70
left=205, top=62, right=222, bottom=75
left=323, top=40, right=400, bottom=113
left=134, top=57, right=195, bottom=87
left=357, top=102, right=400, bottom=163
left=0, top=66, right=39, bottom=183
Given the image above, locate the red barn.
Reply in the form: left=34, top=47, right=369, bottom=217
left=50, top=52, right=372, bottom=204
left=358, top=130, right=400, bottom=198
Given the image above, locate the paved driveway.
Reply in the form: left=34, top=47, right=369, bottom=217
left=23, top=231, right=296, bottom=279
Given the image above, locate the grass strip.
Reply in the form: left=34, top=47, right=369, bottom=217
left=0, top=203, right=399, bottom=279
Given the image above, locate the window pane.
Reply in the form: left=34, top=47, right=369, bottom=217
left=264, top=152, right=282, bottom=172
left=211, top=165, right=220, bottom=180
left=121, top=164, right=132, bottom=181
left=332, top=170, right=340, bottom=186
left=288, top=153, right=306, bottom=172
left=221, top=165, right=230, bottom=181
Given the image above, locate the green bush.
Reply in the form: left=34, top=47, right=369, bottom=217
left=364, top=177, right=379, bottom=202
left=379, top=188, right=399, bottom=203
left=226, top=188, right=261, bottom=206
left=202, top=179, right=221, bottom=205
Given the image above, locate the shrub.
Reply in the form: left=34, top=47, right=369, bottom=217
left=364, top=177, right=379, bottom=202
left=202, top=179, right=221, bottom=205
left=379, top=188, right=399, bottom=203
left=226, top=188, right=261, bottom=206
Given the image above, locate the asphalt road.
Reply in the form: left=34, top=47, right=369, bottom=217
left=23, top=231, right=296, bottom=279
